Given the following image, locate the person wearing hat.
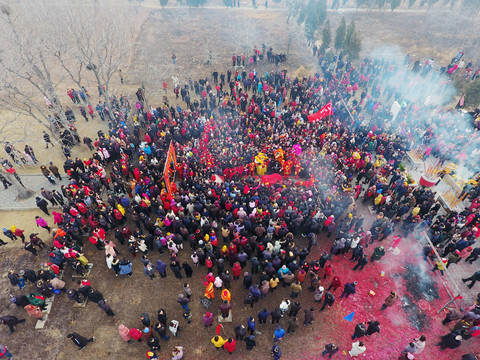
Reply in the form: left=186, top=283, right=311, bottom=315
left=273, top=325, right=285, bottom=342
left=146, top=349, right=159, bottom=359
left=271, top=343, right=282, bottom=359
left=244, top=334, right=256, bottom=351
left=435, top=331, right=462, bottom=351
left=431, top=258, right=447, bottom=276
left=203, top=312, right=214, bottom=327
left=2, top=228, right=16, bottom=242
left=314, top=286, right=325, bottom=302
left=340, top=281, right=357, bottom=299
left=381, top=291, right=398, bottom=310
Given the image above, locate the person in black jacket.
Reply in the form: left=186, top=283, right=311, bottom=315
left=320, top=292, right=335, bottom=312
left=67, top=332, right=95, bottom=350
left=352, top=322, right=367, bottom=340
left=234, top=324, right=246, bottom=340
left=322, top=343, right=339, bottom=358
left=366, top=320, right=380, bottom=336
left=289, top=301, right=302, bottom=317
left=35, top=197, right=50, bottom=215
left=0, top=316, right=26, bottom=333
left=340, top=281, right=357, bottom=299
left=244, top=334, right=256, bottom=351
left=435, top=331, right=462, bottom=351
left=170, top=261, right=183, bottom=279
left=353, top=254, right=368, bottom=271
left=270, top=308, right=282, bottom=324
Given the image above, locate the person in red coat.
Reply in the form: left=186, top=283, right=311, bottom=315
left=129, top=328, right=142, bottom=342
left=224, top=338, right=236, bottom=354
left=323, top=263, right=333, bottom=279
left=232, top=262, right=242, bottom=280
left=12, top=227, right=25, bottom=242
left=327, top=276, right=342, bottom=292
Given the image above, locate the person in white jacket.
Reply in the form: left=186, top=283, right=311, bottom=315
left=349, top=341, right=366, bottom=357
left=106, top=253, right=113, bottom=269
left=172, top=345, right=183, bottom=360
left=279, top=298, right=291, bottom=314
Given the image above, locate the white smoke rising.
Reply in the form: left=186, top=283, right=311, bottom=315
left=367, top=46, right=479, bottom=181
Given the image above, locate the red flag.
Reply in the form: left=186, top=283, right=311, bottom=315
left=308, top=101, right=333, bottom=122
left=216, top=324, right=222, bottom=335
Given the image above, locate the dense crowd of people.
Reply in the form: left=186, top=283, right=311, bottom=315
left=1, top=46, right=480, bottom=359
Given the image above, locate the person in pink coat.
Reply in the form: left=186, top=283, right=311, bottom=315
left=203, top=312, right=214, bottom=327
left=25, top=304, right=44, bottom=319
left=52, top=211, right=64, bottom=225
left=118, top=324, right=132, bottom=342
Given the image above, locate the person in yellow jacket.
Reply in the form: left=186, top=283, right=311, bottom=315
left=221, top=289, right=231, bottom=303
left=374, top=194, right=383, bottom=206
left=411, top=206, right=420, bottom=217
left=270, top=276, right=279, bottom=291
left=117, top=204, right=126, bottom=216
left=211, top=335, right=226, bottom=349
left=204, top=282, right=214, bottom=299
left=76, top=253, right=89, bottom=267
left=431, top=258, right=447, bottom=276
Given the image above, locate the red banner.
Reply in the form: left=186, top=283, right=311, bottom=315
left=163, top=141, right=177, bottom=193
left=308, top=101, right=333, bottom=122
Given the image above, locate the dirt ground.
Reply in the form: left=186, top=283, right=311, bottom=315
left=1, top=203, right=479, bottom=359
left=1, top=2, right=480, bottom=360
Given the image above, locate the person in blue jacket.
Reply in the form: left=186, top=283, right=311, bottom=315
left=247, top=316, right=256, bottom=335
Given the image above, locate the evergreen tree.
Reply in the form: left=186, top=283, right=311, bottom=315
left=321, top=20, right=331, bottom=49
left=344, top=21, right=362, bottom=60
left=286, top=0, right=302, bottom=23
left=296, top=0, right=327, bottom=43
left=334, top=17, right=346, bottom=50
left=159, top=0, right=168, bottom=8
left=356, top=0, right=367, bottom=8
left=389, top=0, right=401, bottom=10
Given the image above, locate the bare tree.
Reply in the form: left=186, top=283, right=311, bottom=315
left=58, top=0, right=135, bottom=119
left=0, top=3, right=72, bottom=137
left=164, top=5, right=191, bottom=36
left=285, top=21, right=309, bottom=59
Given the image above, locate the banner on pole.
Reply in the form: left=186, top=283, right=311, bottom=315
left=307, top=101, right=333, bottom=122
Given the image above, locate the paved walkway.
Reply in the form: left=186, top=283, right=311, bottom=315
left=0, top=174, right=69, bottom=211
